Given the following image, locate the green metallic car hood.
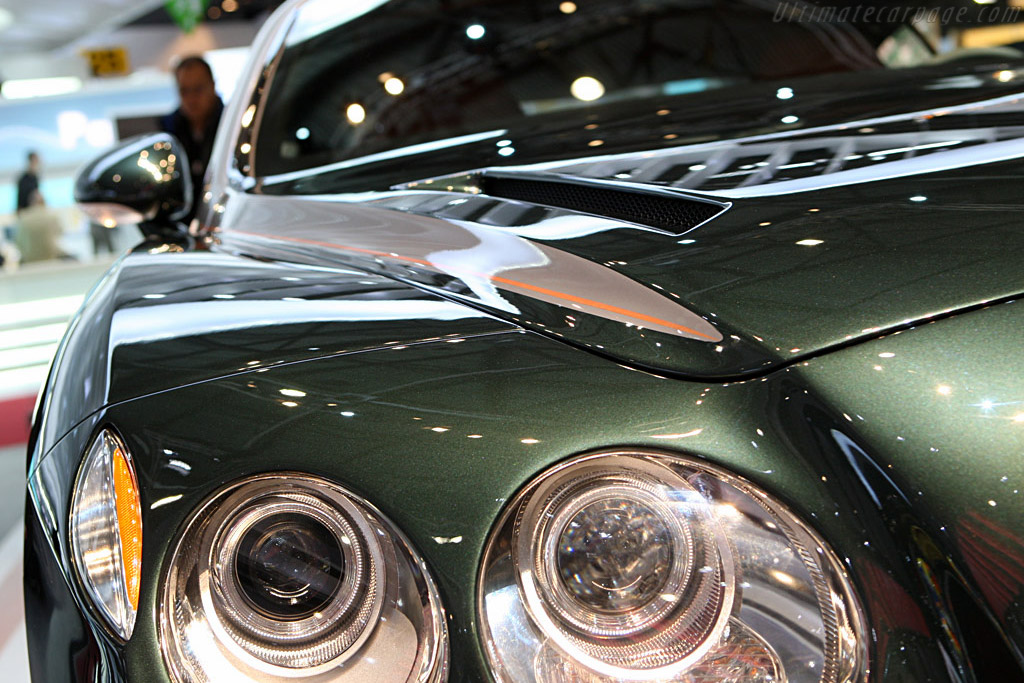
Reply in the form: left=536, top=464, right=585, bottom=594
left=33, top=247, right=514, bottom=453
left=28, top=294, right=1024, bottom=681
left=537, top=153, right=1024, bottom=372
left=224, top=61, right=1024, bottom=382
left=221, top=142, right=1024, bottom=381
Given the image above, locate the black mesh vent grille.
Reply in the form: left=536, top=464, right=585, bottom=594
left=480, top=175, right=725, bottom=235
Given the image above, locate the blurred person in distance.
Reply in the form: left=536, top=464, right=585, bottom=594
left=0, top=239, right=19, bottom=271
left=16, top=151, right=41, bottom=213
left=161, top=55, right=224, bottom=220
left=16, top=190, right=70, bottom=263
left=90, top=219, right=117, bottom=258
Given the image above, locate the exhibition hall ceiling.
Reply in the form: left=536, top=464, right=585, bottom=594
left=0, top=0, right=166, bottom=57
left=0, top=0, right=278, bottom=60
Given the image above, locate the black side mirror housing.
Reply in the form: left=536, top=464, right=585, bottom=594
left=74, top=133, right=193, bottom=239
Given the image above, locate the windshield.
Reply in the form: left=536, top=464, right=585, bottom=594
left=253, top=0, right=892, bottom=188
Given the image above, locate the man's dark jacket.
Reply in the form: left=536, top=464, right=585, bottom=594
left=160, top=97, right=224, bottom=221
left=16, top=171, right=38, bottom=212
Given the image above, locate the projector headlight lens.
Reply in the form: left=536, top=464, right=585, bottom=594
left=480, top=451, right=866, bottom=683
left=234, top=512, right=345, bottom=621
left=555, top=496, right=674, bottom=614
left=161, top=474, right=447, bottom=681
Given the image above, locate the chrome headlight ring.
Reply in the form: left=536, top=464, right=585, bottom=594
left=480, top=450, right=867, bottom=683
left=514, top=457, right=736, bottom=677
left=160, top=473, right=447, bottom=682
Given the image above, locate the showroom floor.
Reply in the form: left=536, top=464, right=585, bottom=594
left=0, top=443, right=26, bottom=681
left=0, top=256, right=117, bottom=682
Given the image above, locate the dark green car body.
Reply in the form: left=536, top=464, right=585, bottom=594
left=24, top=1, right=1024, bottom=681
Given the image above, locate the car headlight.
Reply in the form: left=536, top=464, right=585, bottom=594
left=160, top=474, right=447, bottom=681
left=70, top=428, right=143, bottom=640
left=479, top=450, right=866, bottom=682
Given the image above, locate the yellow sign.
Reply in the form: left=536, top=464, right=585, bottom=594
left=82, top=47, right=131, bottom=77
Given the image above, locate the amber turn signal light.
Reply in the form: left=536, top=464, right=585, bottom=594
left=70, top=429, right=143, bottom=639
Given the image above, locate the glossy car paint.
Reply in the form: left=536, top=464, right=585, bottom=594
left=211, top=46, right=1024, bottom=379
left=31, top=246, right=513, bottom=452
left=207, top=147, right=1024, bottom=379
left=34, top=294, right=1017, bottom=681
left=24, top=2, right=1024, bottom=682
left=25, top=241, right=1024, bottom=682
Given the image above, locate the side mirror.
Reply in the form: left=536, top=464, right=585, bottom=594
left=74, top=133, right=192, bottom=238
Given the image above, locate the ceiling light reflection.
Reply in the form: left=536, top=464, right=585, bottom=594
left=717, top=503, right=742, bottom=519
left=571, top=76, right=605, bottom=102
left=432, top=535, right=463, bottom=544
left=346, top=103, right=366, bottom=124
left=651, top=429, right=703, bottom=439
left=150, top=494, right=184, bottom=510
left=769, top=569, right=798, bottom=587
left=241, top=104, right=256, bottom=128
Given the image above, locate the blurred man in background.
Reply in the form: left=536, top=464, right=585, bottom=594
left=16, top=151, right=40, bottom=214
left=16, top=190, right=67, bottom=263
left=161, top=56, right=223, bottom=221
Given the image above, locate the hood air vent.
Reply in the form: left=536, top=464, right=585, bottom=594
left=479, top=172, right=728, bottom=236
